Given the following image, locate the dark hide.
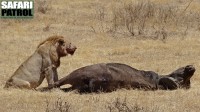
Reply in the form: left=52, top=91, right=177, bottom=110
left=52, top=63, right=195, bottom=93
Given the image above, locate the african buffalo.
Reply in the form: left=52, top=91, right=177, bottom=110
left=52, top=63, right=195, bottom=93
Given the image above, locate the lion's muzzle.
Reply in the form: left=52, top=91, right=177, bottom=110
left=66, top=45, right=77, bottom=55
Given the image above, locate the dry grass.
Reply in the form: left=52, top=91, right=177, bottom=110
left=1, top=0, right=200, bottom=112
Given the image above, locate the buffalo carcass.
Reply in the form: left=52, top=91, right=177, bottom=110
left=54, top=63, right=195, bottom=93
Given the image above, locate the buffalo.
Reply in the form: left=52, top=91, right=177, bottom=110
left=47, top=63, right=196, bottom=93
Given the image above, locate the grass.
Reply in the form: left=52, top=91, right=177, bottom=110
left=1, top=0, right=200, bottom=111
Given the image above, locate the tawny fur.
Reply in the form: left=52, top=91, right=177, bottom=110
left=4, top=36, right=76, bottom=89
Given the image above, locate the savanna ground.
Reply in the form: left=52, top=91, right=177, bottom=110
left=1, top=0, right=200, bottom=111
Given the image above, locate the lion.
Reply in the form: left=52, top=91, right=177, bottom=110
left=4, top=36, right=77, bottom=89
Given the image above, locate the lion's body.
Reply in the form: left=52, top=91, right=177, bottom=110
left=7, top=52, right=43, bottom=88
left=4, top=36, right=76, bottom=89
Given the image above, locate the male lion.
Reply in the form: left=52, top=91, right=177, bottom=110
left=4, top=36, right=77, bottom=89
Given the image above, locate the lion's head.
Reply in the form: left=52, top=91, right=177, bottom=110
left=38, top=36, right=76, bottom=56
left=37, top=36, right=77, bottom=66
left=56, top=37, right=76, bottom=57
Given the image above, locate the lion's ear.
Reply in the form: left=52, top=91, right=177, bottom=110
left=58, top=38, right=65, bottom=45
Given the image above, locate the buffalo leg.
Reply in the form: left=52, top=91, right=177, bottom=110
left=159, top=77, right=178, bottom=90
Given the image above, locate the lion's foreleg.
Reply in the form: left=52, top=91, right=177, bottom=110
left=53, top=69, right=58, bottom=82
left=45, top=69, right=55, bottom=88
left=42, top=57, right=57, bottom=88
left=44, top=66, right=58, bottom=88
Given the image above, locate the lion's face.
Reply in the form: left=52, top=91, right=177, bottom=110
left=57, top=38, right=77, bottom=57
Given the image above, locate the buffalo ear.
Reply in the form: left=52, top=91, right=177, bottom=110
left=58, top=38, right=65, bottom=45
left=158, top=77, right=178, bottom=90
